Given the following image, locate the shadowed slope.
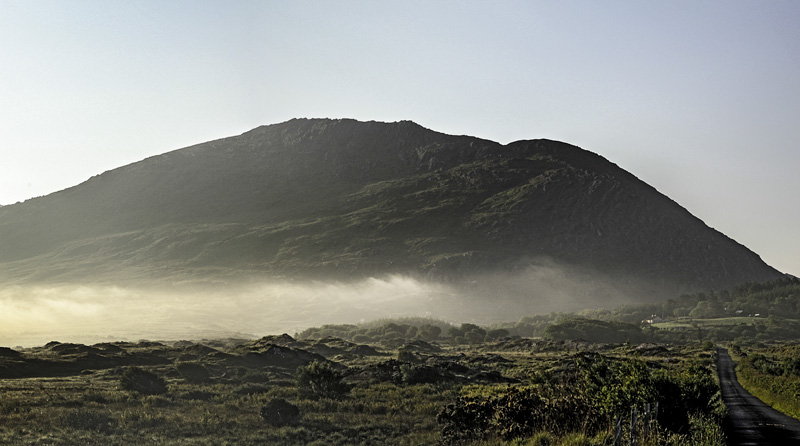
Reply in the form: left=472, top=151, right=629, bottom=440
left=0, top=118, right=782, bottom=298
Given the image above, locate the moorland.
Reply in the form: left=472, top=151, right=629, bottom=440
left=4, top=277, right=800, bottom=445
left=0, top=332, right=724, bottom=445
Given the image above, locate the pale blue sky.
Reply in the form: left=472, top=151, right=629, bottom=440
left=1, top=1, right=799, bottom=276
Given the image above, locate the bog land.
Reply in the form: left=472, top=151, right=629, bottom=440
left=0, top=333, right=726, bottom=446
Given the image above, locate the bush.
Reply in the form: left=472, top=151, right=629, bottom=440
left=438, top=397, right=497, bottom=444
left=120, top=367, right=168, bottom=395
left=295, top=361, right=351, bottom=400
left=652, top=363, right=721, bottom=433
left=527, top=432, right=554, bottom=446
left=176, top=362, right=211, bottom=383
left=260, top=398, right=301, bottom=426
left=438, top=354, right=723, bottom=444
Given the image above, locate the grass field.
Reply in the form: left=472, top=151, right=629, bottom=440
left=652, top=317, right=768, bottom=330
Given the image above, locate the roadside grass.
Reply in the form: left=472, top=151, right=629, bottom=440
left=733, top=346, right=800, bottom=420
left=735, top=372, right=800, bottom=419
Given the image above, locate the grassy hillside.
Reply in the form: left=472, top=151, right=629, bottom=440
left=0, top=119, right=782, bottom=303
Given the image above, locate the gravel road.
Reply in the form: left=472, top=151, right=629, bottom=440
left=717, top=348, right=800, bottom=445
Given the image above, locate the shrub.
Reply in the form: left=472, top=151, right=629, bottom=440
left=526, top=432, right=554, bottom=446
left=438, top=354, right=723, bottom=444
left=651, top=363, right=721, bottom=433
left=295, top=361, right=351, bottom=400
left=260, top=398, right=301, bottom=426
left=176, top=362, right=211, bottom=383
left=438, top=397, right=497, bottom=444
left=119, top=367, right=168, bottom=395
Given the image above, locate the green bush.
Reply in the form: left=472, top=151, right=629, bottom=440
left=437, top=396, right=497, bottom=444
left=651, top=363, right=722, bottom=433
left=295, top=361, right=351, bottom=400
left=120, top=367, right=168, bottom=395
left=437, top=353, right=723, bottom=444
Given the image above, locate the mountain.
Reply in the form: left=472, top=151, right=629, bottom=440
left=0, top=118, right=783, bottom=300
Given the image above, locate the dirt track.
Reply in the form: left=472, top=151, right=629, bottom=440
left=717, top=348, right=800, bottom=445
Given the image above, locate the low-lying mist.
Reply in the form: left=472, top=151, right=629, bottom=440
left=0, top=262, right=652, bottom=348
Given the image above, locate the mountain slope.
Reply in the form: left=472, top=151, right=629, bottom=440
left=0, top=118, right=783, bottom=297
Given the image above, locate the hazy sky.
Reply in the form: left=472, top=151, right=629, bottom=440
left=2, top=1, right=799, bottom=276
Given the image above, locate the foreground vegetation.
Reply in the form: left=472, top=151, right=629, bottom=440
left=0, top=333, right=727, bottom=445
left=6, top=278, right=798, bottom=444
left=730, top=343, right=800, bottom=419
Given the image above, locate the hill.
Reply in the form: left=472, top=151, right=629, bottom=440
left=0, top=118, right=782, bottom=301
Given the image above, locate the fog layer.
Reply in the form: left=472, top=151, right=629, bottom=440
left=0, top=264, right=647, bottom=347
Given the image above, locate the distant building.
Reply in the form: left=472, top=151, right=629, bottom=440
left=643, top=315, right=668, bottom=324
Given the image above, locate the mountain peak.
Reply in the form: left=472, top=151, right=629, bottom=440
left=0, top=119, right=782, bottom=301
